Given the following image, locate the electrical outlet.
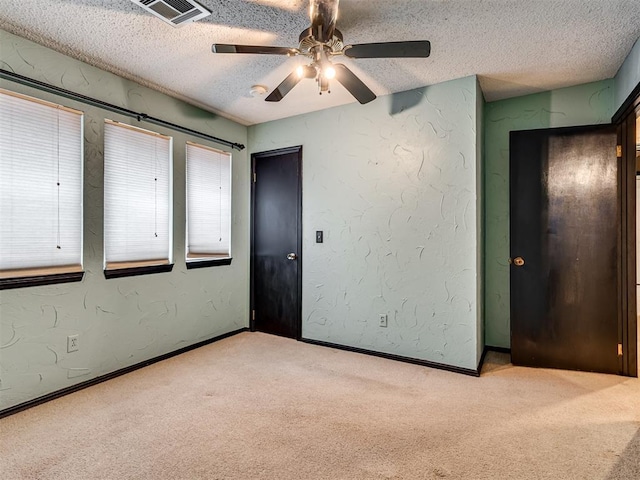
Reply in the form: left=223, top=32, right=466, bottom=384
left=67, top=334, right=79, bottom=353
left=379, top=314, right=388, bottom=328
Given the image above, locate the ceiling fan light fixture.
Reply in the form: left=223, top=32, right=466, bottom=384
left=323, top=65, right=336, bottom=80
left=319, top=76, right=330, bottom=93
left=297, top=65, right=318, bottom=79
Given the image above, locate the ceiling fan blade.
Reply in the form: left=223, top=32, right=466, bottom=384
left=212, top=44, right=300, bottom=56
left=265, top=71, right=302, bottom=102
left=344, top=41, right=431, bottom=58
left=309, top=0, right=339, bottom=42
left=333, top=64, right=376, bottom=105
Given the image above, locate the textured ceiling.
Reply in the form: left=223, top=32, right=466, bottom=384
left=1, top=0, right=639, bottom=125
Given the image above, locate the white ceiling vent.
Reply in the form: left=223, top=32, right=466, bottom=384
left=130, top=0, right=211, bottom=27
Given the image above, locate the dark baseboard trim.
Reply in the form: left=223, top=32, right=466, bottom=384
left=477, top=347, right=489, bottom=374
left=300, top=338, right=480, bottom=377
left=0, top=327, right=249, bottom=419
left=476, top=345, right=512, bottom=375
left=485, top=345, right=512, bottom=354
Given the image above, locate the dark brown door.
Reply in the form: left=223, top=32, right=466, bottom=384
left=251, top=146, right=302, bottom=339
left=510, top=125, right=620, bottom=374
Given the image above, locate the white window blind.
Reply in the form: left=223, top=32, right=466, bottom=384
left=104, top=120, right=172, bottom=269
left=0, top=88, right=83, bottom=278
left=186, top=142, right=231, bottom=260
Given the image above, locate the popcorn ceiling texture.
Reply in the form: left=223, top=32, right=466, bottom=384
left=0, top=0, right=639, bottom=125
left=249, top=77, right=483, bottom=370
left=0, top=30, right=250, bottom=411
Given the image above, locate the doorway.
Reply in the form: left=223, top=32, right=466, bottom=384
left=617, top=89, right=640, bottom=377
left=510, top=82, right=640, bottom=377
left=250, top=146, right=302, bottom=339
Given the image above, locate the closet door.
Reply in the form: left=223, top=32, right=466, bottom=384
left=510, top=124, right=620, bottom=374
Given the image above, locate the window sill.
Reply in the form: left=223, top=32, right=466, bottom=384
left=0, top=271, right=84, bottom=290
left=186, top=257, right=232, bottom=270
left=104, top=263, right=174, bottom=279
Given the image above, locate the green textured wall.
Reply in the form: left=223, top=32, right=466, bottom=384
left=0, top=30, right=250, bottom=411
left=483, top=80, right=614, bottom=347
left=250, top=77, right=484, bottom=370
left=614, top=37, right=640, bottom=111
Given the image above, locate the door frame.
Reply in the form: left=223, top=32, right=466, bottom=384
left=249, top=146, right=303, bottom=339
left=613, top=81, right=640, bottom=377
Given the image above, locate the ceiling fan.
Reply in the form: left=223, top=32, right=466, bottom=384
left=211, top=0, right=431, bottom=105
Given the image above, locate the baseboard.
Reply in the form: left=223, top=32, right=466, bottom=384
left=485, top=345, right=511, bottom=354
left=300, top=338, right=480, bottom=377
left=476, top=345, right=512, bottom=375
left=0, top=327, right=249, bottom=419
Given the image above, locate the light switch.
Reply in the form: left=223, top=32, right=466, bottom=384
left=316, top=231, right=323, bottom=243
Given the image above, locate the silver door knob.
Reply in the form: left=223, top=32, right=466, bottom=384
left=287, top=253, right=298, bottom=260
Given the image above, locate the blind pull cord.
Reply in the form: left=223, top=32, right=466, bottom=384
left=219, top=155, right=222, bottom=242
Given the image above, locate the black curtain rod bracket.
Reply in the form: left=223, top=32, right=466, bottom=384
left=0, top=69, right=245, bottom=151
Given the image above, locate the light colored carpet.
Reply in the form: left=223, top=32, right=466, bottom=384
left=1, top=332, right=639, bottom=479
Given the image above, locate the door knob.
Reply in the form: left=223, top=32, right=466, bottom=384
left=287, top=253, right=298, bottom=260
left=509, top=256, right=525, bottom=266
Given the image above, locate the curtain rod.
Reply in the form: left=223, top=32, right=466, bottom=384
left=0, top=69, right=245, bottom=151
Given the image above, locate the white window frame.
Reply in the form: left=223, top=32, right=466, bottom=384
left=0, top=88, right=84, bottom=287
left=103, top=120, right=173, bottom=276
left=185, top=141, right=232, bottom=266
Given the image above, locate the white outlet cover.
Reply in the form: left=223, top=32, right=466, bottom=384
left=67, top=334, right=79, bottom=353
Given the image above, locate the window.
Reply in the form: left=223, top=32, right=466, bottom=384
left=103, top=120, right=173, bottom=278
left=0, top=88, right=84, bottom=289
left=185, top=142, right=231, bottom=268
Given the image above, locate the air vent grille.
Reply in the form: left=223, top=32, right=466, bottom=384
left=173, top=9, right=204, bottom=25
left=130, top=0, right=211, bottom=27
left=149, top=2, right=179, bottom=20
left=164, top=0, right=194, bottom=14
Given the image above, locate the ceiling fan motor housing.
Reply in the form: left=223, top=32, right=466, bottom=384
left=298, top=28, right=344, bottom=56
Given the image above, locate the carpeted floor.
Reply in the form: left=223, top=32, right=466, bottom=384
left=1, top=332, right=639, bottom=479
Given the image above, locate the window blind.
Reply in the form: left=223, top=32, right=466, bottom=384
left=0, top=88, right=83, bottom=277
left=104, top=120, right=172, bottom=268
left=186, top=142, right=231, bottom=260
